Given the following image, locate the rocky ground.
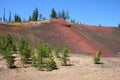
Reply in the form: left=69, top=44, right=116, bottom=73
left=0, top=54, right=120, bottom=80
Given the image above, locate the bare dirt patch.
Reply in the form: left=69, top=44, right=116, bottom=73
left=0, top=54, right=120, bottom=80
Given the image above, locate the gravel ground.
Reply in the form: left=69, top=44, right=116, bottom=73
left=0, top=54, right=120, bottom=80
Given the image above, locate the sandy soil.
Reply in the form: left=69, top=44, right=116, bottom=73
left=0, top=54, right=120, bottom=80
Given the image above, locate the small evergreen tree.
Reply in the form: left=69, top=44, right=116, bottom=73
left=44, top=43, right=57, bottom=71
left=36, top=41, right=57, bottom=71
left=60, top=44, right=70, bottom=66
left=94, top=48, right=101, bottom=64
left=5, top=50, right=14, bottom=68
left=31, top=48, right=36, bottom=66
left=0, top=34, right=15, bottom=56
left=0, top=35, right=6, bottom=56
left=0, top=34, right=16, bottom=68
left=54, top=45, right=60, bottom=58
left=18, top=37, right=32, bottom=66
left=45, top=57, right=57, bottom=71
left=36, top=41, right=45, bottom=70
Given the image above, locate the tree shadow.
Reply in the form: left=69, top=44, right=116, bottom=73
left=62, top=63, right=74, bottom=66
left=10, top=66, right=19, bottom=69
left=95, top=62, right=104, bottom=64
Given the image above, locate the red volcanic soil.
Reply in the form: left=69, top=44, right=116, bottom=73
left=50, top=19, right=116, bottom=57
left=80, top=24, right=115, bottom=35
left=0, top=19, right=120, bottom=57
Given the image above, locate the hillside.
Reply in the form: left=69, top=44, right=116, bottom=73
left=0, top=19, right=120, bottom=57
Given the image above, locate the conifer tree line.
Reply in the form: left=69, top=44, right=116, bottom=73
left=50, top=8, right=69, bottom=20
left=0, top=7, right=77, bottom=23
left=0, top=34, right=70, bottom=71
left=14, top=14, right=21, bottom=22
left=118, top=24, right=120, bottom=28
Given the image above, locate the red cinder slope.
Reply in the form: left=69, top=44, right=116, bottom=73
left=0, top=19, right=119, bottom=57
left=50, top=19, right=115, bottom=57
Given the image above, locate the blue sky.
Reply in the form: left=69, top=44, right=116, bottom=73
left=0, top=0, right=120, bottom=27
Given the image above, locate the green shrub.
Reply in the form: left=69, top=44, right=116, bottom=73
left=36, top=41, right=57, bottom=71
left=18, top=37, right=32, bottom=66
left=94, top=48, right=101, bottom=64
left=36, top=41, right=45, bottom=69
left=31, top=49, right=36, bottom=66
left=54, top=45, right=60, bottom=58
left=94, top=56, right=100, bottom=64
left=60, top=44, right=70, bottom=66
left=45, top=58, right=57, bottom=71
left=44, top=43, right=57, bottom=71
left=6, top=54, right=14, bottom=68
left=0, top=34, right=16, bottom=68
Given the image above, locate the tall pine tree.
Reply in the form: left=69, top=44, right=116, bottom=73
left=32, top=8, right=39, bottom=21
left=50, top=8, right=57, bottom=18
left=9, top=11, right=12, bottom=22
left=3, top=8, right=6, bottom=22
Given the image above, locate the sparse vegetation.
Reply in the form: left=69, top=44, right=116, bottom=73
left=60, top=44, right=70, bottom=66
left=36, top=41, right=57, bottom=71
left=50, top=8, right=70, bottom=20
left=29, top=8, right=39, bottom=21
left=14, top=14, right=21, bottom=22
left=0, top=34, right=72, bottom=70
left=94, top=48, right=101, bottom=64
left=57, top=10, right=69, bottom=20
left=5, top=51, right=14, bottom=68
left=18, top=37, right=32, bottom=67
left=45, top=57, right=57, bottom=71
left=0, top=34, right=16, bottom=68
left=1, top=7, right=72, bottom=23
left=31, top=48, right=36, bottom=66
left=54, top=45, right=61, bottom=58
left=36, top=41, right=45, bottom=70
